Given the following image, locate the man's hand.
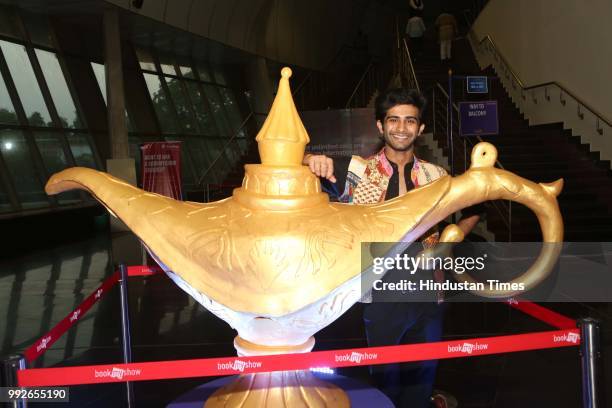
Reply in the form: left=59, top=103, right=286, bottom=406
left=457, top=214, right=480, bottom=236
left=303, top=154, right=337, bottom=183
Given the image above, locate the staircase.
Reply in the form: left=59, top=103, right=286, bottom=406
left=412, top=36, right=612, bottom=241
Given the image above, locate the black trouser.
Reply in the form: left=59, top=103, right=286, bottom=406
left=364, top=302, right=445, bottom=408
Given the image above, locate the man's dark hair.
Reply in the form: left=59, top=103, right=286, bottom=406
left=374, top=88, right=427, bottom=122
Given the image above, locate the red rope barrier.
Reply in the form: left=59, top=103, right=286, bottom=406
left=18, top=328, right=580, bottom=387
left=23, top=266, right=161, bottom=363
left=22, top=262, right=576, bottom=372
left=24, top=271, right=120, bottom=362
left=127, top=265, right=163, bottom=277
left=507, top=299, right=577, bottom=329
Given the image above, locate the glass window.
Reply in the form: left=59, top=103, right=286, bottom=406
left=204, top=138, right=229, bottom=182
left=218, top=88, right=243, bottom=132
left=158, top=55, right=177, bottom=76
left=182, top=137, right=211, bottom=184
left=0, top=129, right=48, bottom=208
left=196, top=63, right=212, bottom=82
left=22, top=12, right=54, bottom=48
left=164, top=137, right=195, bottom=186
left=135, top=48, right=156, bottom=72
left=211, top=66, right=227, bottom=85
left=34, top=131, right=80, bottom=203
left=35, top=49, right=82, bottom=128
left=0, top=73, right=18, bottom=124
left=182, top=137, right=204, bottom=173
left=203, top=85, right=231, bottom=137
left=0, top=6, right=23, bottom=39
left=178, top=61, right=195, bottom=79
left=91, top=62, right=107, bottom=104
left=165, top=77, right=196, bottom=134
left=0, top=180, right=12, bottom=212
left=237, top=137, right=249, bottom=156
left=185, top=82, right=216, bottom=135
left=33, top=131, right=70, bottom=173
left=66, top=132, right=97, bottom=168
left=143, top=73, right=176, bottom=133
left=0, top=40, right=52, bottom=126
left=128, top=134, right=143, bottom=186
left=91, top=62, right=133, bottom=131
left=223, top=138, right=242, bottom=167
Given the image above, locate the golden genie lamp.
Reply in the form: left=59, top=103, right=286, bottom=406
left=45, top=68, right=563, bottom=407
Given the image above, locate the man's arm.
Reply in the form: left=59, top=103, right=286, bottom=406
left=456, top=202, right=486, bottom=236
left=302, top=153, right=336, bottom=183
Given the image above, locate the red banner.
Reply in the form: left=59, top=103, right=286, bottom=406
left=18, top=328, right=580, bottom=387
left=140, top=142, right=182, bottom=199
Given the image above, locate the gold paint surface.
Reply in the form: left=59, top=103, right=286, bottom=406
left=45, top=166, right=451, bottom=315
left=204, top=370, right=349, bottom=408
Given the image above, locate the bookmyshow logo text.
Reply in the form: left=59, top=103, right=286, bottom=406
left=448, top=342, right=489, bottom=354
left=335, top=351, right=378, bottom=364
left=553, top=332, right=580, bottom=344
left=94, top=367, right=142, bottom=380
left=217, top=360, right=263, bottom=372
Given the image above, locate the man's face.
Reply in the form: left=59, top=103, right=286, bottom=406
left=376, top=104, right=425, bottom=152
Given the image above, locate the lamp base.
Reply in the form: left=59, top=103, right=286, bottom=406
left=204, top=336, right=349, bottom=407
left=204, top=369, right=350, bottom=407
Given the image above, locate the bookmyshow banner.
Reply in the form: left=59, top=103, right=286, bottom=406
left=140, top=142, right=182, bottom=200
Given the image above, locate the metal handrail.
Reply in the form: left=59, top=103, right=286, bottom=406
left=476, top=34, right=612, bottom=128
left=197, top=111, right=254, bottom=186
left=401, top=38, right=420, bottom=93
left=292, top=71, right=313, bottom=97
left=345, top=61, right=374, bottom=109
left=394, top=17, right=420, bottom=93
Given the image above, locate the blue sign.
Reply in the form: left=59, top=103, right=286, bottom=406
left=459, top=101, right=499, bottom=136
left=466, top=76, right=488, bottom=93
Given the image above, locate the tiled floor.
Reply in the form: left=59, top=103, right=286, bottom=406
left=1, top=223, right=611, bottom=407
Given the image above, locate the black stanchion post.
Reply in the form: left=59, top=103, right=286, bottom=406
left=118, top=264, right=135, bottom=408
left=579, top=318, right=601, bottom=408
left=447, top=68, right=454, bottom=177
left=1, top=354, right=27, bottom=408
left=447, top=69, right=456, bottom=224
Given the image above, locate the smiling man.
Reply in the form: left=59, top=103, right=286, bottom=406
left=303, top=88, right=479, bottom=407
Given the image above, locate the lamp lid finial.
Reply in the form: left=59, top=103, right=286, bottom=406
left=255, top=67, right=310, bottom=166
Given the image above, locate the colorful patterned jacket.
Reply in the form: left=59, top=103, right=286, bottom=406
left=333, top=148, right=448, bottom=302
